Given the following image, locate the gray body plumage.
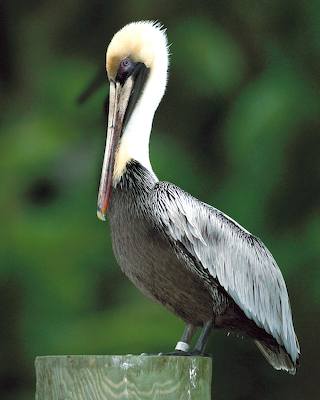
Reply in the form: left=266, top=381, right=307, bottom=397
left=109, top=161, right=300, bottom=373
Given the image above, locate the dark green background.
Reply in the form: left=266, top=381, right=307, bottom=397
left=1, top=1, right=319, bottom=399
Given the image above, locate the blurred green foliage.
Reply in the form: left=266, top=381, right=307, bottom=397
left=1, top=1, right=319, bottom=399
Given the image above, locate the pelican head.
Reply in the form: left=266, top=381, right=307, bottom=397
left=97, top=21, right=169, bottom=221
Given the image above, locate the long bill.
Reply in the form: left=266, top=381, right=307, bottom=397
left=97, top=78, right=133, bottom=221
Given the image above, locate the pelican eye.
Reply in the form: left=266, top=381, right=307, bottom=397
left=116, top=57, right=135, bottom=84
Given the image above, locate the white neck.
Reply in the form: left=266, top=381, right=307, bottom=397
left=113, top=56, right=168, bottom=184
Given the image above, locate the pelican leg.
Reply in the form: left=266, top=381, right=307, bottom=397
left=174, top=323, right=196, bottom=353
left=192, top=320, right=213, bottom=355
left=159, top=323, right=196, bottom=356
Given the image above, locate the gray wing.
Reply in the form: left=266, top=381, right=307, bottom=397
left=151, top=182, right=299, bottom=363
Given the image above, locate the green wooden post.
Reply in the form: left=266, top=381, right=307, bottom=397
left=35, top=355, right=212, bottom=399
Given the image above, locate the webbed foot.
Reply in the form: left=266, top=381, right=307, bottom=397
left=158, top=350, right=194, bottom=356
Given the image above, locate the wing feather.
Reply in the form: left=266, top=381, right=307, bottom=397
left=151, top=182, right=299, bottom=363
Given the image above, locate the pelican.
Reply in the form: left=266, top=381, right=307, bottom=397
left=97, top=21, right=300, bottom=374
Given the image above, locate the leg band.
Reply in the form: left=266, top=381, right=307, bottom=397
left=175, top=341, right=190, bottom=352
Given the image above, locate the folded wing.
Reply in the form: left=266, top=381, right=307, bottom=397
left=151, top=182, right=300, bottom=365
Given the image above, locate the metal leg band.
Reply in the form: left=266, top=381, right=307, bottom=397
left=175, top=341, right=190, bottom=352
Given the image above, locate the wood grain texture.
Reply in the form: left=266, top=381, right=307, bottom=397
left=35, top=355, right=212, bottom=399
